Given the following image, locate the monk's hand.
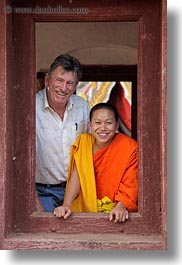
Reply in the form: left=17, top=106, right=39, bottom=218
left=54, top=205, right=72, bottom=219
left=109, top=202, right=129, bottom=223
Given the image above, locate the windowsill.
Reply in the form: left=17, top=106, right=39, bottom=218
left=20, top=211, right=153, bottom=236
left=31, top=211, right=141, bottom=219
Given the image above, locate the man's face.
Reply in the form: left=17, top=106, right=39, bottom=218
left=45, top=66, right=78, bottom=109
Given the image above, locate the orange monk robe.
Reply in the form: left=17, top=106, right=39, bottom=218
left=67, top=133, right=138, bottom=212
left=94, top=133, right=138, bottom=212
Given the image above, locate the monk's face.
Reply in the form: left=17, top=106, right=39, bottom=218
left=89, top=108, right=119, bottom=146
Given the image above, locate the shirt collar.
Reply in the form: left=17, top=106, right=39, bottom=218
left=67, top=96, right=74, bottom=110
left=43, top=88, right=49, bottom=109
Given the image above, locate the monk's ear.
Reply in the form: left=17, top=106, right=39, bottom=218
left=116, top=121, right=120, bottom=131
left=88, top=122, right=92, bottom=133
left=88, top=121, right=92, bottom=130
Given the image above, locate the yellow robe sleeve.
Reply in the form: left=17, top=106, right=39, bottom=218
left=67, top=134, right=98, bottom=212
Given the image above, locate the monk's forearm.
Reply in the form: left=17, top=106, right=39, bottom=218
left=63, top=183, right=80, bottom=208
left=63, top=168, right=80, bottom=207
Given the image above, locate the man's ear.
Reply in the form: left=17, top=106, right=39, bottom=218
left=44, top=72, right=49, bottom=88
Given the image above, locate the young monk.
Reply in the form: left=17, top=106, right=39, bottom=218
left=54, top=102, right=138, bottom=223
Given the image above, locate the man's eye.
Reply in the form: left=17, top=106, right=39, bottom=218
left=56, top=79, right=63, bottom=83
left=67, top=82, right=75, bottom=87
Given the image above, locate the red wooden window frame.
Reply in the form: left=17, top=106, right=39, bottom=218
left=0, top=0, right=167, bottom=250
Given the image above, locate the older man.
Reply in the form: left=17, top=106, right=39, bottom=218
left=36, top=54, right=90, bottom=212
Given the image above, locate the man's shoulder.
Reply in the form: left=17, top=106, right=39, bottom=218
left=36, top=88, right=44, bottom=100
left=36, top=89, right=45, bottom=113
left=74, top=133, right=93, bottom=146
left=71, top=94, right=89, bottom=106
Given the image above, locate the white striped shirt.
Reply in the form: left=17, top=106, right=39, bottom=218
left=36, top=88, right=90, bottom=184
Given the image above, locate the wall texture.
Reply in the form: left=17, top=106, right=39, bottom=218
left=36, top=22, right=138, bottom=71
